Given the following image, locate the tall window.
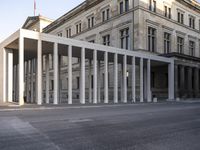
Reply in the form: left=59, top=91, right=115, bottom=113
left=120, top=1, right=124, bottom=14
left=57, top=32, right=62, bottom=37
left=66, top=28, right=71, bottom=38
left=76, top=23, right=82, bottom=34
left=177, top=11, right=184, bottom=24
left=164, top=32, right=171, bottom=53
left=103, top=35, right=110, bottom=46
left=189, top=41, right=195, bottom=56
left=120, top=28, right=129, bottom=50
left=189, top=16, right=195, bottom=29
left=164, top=6, right=171, bottom=19
left=76, top=24, right=78, bottom=34
left=149, top=0, right=156, bottom=12
left=177, top=37, right=184, bottom=54
left=199, top=20, right=200, bottom=31
left=125, top=0, right=129, bottom=12
left=102, top=8, right=110, bottom=22
left=88, top=16, right=94, bottom=29
left=119, top=0, right=129, bottom=14
left=148, top=27, right=156, bottom=52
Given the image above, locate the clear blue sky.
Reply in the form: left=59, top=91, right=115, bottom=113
left=0, top=0, right=85, bottom=42
left=0, top=0, right=200, bottom=42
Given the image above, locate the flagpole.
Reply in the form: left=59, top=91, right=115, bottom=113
left=34, top=0, right=36, bottom=16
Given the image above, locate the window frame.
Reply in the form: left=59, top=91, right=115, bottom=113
left=148, top=26, right=157, bottom=52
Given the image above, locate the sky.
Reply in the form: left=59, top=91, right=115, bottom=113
left=0, top=0, right=85, bottom=42
left=0, top=0, right=200, bottom=42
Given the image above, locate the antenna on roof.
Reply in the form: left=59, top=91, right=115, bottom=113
left=34, top=0, right=36, bottom=16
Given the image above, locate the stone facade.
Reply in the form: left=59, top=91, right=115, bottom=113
left=3, top=0, right=199, bottom=104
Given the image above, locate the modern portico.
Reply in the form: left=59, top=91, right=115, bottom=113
left=0, top=29, right=174, bottom=106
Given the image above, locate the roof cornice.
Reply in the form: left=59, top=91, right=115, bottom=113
left=43, top=0, right=104, bottom=33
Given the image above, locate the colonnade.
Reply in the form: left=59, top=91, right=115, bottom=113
left=175, top=65, right=200, bottom=98
left=2, top=29, right=174, bottom=105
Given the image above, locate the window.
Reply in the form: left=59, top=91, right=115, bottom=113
left=125, top=0, right=129, bottom=12
left=189, top=41, right=195, bottom=56
left=102, top=8, right=110, bottom=22
left=120, top=1, right=124, bottom=14
left=76, top=24, right=79, bottom=34
left=199, top=20, right=200, bottom=31
left=177, top=11, right=184, bottom=24
left=119, top=0, right=129, bottom=14
left=102, top=11, right=105, bottom=22
left=79, top=23, right=82, bottom=32
left=164, top=6, right=171, bottom=19
left=120, top=28, right=129, bottom=50
left=149, top=0, right=156, bottom=12
left=177, top=37, right=184, bottom=54
left=76, top=23, right=82, bottom=34
left=106, top=9, right=110, bottom=20
left=103, top=35, right=110, bottom=46
left=89, top=40, right=95, bottom=43
left=88, top=16, right=94, bottom=29
left=164, top=32, right=171, bottom=53
left=148, top=27, right=156, bottom=52
left=189, top=16, right=195, bottom=29
left=58, top=32, right=62, bottom=37
left=66, top=28, right=71, bottom=38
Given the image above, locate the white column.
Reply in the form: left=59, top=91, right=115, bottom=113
left=114, top=53, right=118, bottom=103
left=26, top=61, right=30, bottom=103
left=144, top=66, right=147, bottom=100
left=30, top=59, right=34, bottom=103
left=37, top=40, right=42, bottom=105
left=18, top=36, right=24, bottom=106
left=104, top=52, right=108, bottom=103
left=97, top=61, right=101, bottom=103
left=7, top=50, right=13, bottom=103
left=58, top=56, right=61, bottom=103
left=13, top=65, right=17, bottom=102
left=132, top=56, right=136, bottom=103
left=53, top=43, right=59, bottom=105
left=35, top=58, right=38, bottom=103
left=88, top=60, right=92, bottom=103
left=93, top=50, right=97, bottom=104
left=168, top=62, right=175, bottom=100
left=147, top=59, right=152, bottom=102
left=140, top=58, right=144, bottom=103
left=68, top=45, right=72, bottom=104
left=45, top=55, right=50, bottom=104
left=120, top=64, right=124, bottom=102
left=80, top=47, right=85, bottom=104
left=123, top=55, right=127, bottom=103
left=16, top=64, right=19, bottom=102
left=24, top=61, right=27, bottom=100
left=3, top=48, right=7, bottom=103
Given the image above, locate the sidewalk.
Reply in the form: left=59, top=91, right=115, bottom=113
left=0, top=99, right=200, bottom=111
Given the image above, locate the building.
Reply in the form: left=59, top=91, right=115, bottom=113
left=0, top=0, right=199, bottom=105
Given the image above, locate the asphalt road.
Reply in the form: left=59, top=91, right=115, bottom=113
left=0, top=102, right=200, bottom=150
